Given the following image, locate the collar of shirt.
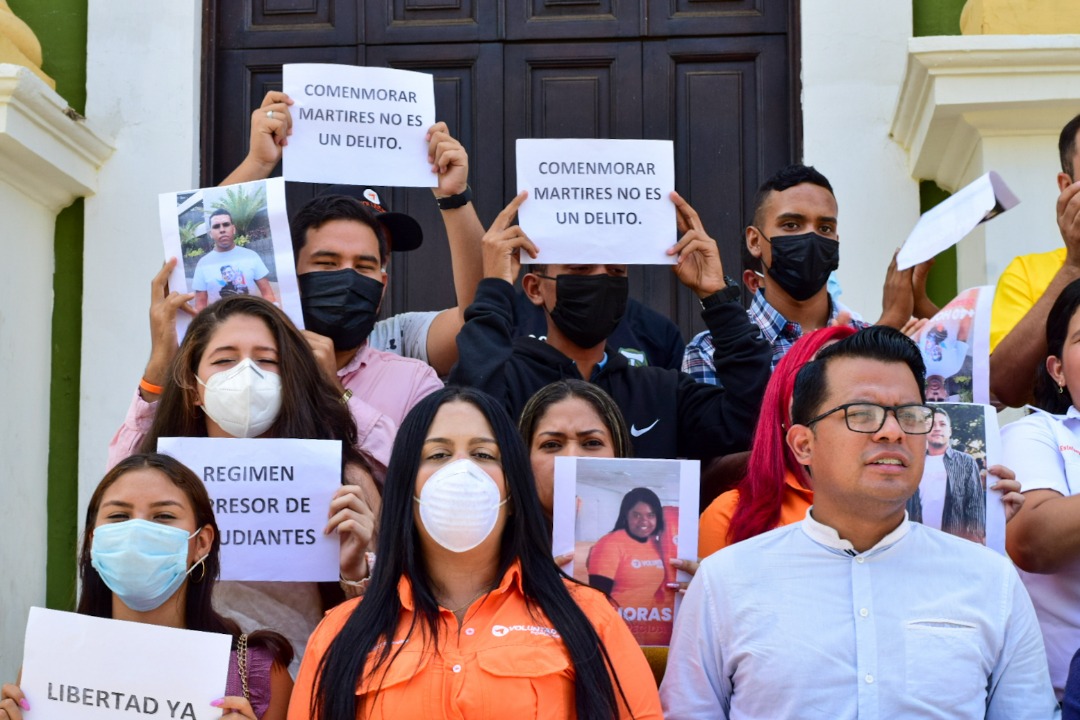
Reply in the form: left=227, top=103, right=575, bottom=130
left=750, top=289, right=855, bottom=344
left=801, top=507, right=911, bottom=558
left=784, top=469, right=813, bottom=498
left=337, top=342, right=371, bottom=377
left=397, top=561, right=524, bottom=613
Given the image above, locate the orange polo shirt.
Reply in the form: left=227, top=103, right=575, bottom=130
left=698, top=470, right=813, bottom=558
left=287, top=561, right=662, bottom=720
left=587, top=530, right=676, bottom=646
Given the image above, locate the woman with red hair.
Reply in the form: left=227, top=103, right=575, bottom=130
left=698, top=326, right=856, bottom=557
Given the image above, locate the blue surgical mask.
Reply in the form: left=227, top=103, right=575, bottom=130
left=90, top=519, right=206, bottom=612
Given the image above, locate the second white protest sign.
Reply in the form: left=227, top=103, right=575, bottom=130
left=157, top=437, right=342, bottom=582
left=516, top=139, right=676, bottom=265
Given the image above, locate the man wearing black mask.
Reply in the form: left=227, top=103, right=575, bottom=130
left=449, top=191, right=771, bottom=471
left=681, top=164, right=936, bottom=384
left=112, top=121, right=478, bottom=480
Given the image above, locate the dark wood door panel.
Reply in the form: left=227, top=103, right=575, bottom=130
left=502, top=42, right=643, bottom=194
left=646, top=0, right=786, bottom=38
left=365, top=0, right=499, bottom=45
left=364, top=44, right=504, bottom=315
left=209, top=46, right=361, bottom=185
left=216, top=0, right=359, bottom=49
left=643, top=35, right=791, bottom=335
left=505, top=0, right=642, bottom=40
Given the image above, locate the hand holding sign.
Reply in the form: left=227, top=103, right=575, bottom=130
left=327, top=482, right=380, bottom=589
left=481, top=192, right=538, bottom=284
left=1, top=683, right=29, bottom=718
left=668, top=192, right=728, bottom=299
left=1058, top=180, right=1080, bottom=261
left=427, top=122, right=469, bottom=198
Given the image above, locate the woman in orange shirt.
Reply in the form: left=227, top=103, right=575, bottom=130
left=288, top=386, right=661, bottom=720
left=698, top=326, right=855, bottom=558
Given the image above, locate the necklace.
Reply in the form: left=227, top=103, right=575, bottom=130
left=437, top=586, right=493, bottom=615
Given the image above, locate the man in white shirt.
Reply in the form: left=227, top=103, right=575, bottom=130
left=661, top=326, right=1057, bottom=720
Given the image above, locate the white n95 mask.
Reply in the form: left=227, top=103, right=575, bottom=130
left=415, top=458, right=508, bottom=553
left=197, top=357, right=282, bottom=438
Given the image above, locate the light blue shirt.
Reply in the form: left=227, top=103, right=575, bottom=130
left=661, top=511, right=1058, bottom=720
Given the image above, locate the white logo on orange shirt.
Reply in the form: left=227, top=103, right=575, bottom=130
left=491, top=624, right=560, bottom=639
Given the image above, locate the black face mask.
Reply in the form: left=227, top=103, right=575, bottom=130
left=298, top=269, right=383, bottom=351
left=762, top=231, right=840, bottom=302
left=540, top=274, right=629, bottom=349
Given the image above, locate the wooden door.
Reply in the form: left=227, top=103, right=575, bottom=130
left=203, top=0, right=796, bottom=338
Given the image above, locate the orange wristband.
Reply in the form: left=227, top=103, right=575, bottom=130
left=139, top=378, right=164, bottom=395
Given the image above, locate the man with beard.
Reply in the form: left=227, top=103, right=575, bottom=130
left=906, top=407, right=986, bottom=543
left=448, top=191, right=771, bottom=469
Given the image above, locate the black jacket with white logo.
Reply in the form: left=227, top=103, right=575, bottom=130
left=449, top=279, right=770, bottom=463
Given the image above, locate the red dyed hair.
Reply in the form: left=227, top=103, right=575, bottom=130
left=726, top=325, right=857, bottom=545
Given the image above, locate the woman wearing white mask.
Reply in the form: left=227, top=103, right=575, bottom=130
left=1, top=453, right=292, bottom=720
left=132, top=295, right=380, bottom=675
left=287, top=386, right=661, bottom=720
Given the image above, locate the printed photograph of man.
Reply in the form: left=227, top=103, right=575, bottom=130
left=191, top=208, right=277, bottom=310
left=906, top=405, right=986, bottom=544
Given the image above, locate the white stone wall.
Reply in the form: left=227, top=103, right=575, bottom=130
left=801, top=2, right=923, bottom=318
left=80, top=1, right=202, bottom=511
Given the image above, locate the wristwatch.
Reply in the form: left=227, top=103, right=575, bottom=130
left=436, top=185, right=472, bottom=210
left=700, top=276, right=741, bottom=310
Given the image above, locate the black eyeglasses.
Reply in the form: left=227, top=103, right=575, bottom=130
left=804, top=403, right=934, bottom=435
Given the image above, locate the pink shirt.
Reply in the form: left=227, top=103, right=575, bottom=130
left=106, top=343, right=442, bottom=480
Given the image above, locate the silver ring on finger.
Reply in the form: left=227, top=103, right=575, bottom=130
left=267, top=110, right=275, bottom=120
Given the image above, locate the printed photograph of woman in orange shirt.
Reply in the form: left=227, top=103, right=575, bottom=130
left=587, top=487, right=677, bottom=646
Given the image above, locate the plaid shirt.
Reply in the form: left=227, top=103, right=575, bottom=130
left=681, top=290, right=868, bottom=385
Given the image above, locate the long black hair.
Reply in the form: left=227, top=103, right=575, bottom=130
left=311, top=386, right=629, bottom=719
left=78, top=453, right=292, bottom=663
left=1036, top=278, right=1080, bottom=413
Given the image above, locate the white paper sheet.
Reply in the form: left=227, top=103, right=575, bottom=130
left=516, top=139, right=676, bottom=264
left=552, top=456, right=699, bottom=647
left=897, top=171, right=1019, bottom=270
left=21, top=607, right=231, bottom=720
left=159, top=177, right=301, bottom=339
left=283, top=63, right=436, bottom=187
left=157, top=437, right=342, bottom=582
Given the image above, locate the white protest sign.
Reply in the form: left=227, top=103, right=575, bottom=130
left=516, top=139, right=676, bottom=264
left=283, top=63, right=436, bottom=187
left=897, top=171, right=1019, bottom=270
left=157, top=437, right=341, bottom=582
left=21, top=607, right=230, bottom=720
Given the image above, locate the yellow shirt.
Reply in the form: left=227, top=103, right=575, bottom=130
left=990, top=247, right=1067, bottom=352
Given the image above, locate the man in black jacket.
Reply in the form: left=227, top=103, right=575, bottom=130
left=449, top=191, right=771, bottom=468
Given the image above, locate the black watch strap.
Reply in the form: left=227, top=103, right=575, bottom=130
left=700, top=276, right=741, bottom=309
left=436, top=185, right=472, bottom=210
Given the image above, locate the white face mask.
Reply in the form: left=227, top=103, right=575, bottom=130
left=197, top=357, right=282, bottom=438
left=415, top=458, right=508, bottom=553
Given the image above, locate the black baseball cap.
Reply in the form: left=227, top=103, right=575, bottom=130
left=320, top=185, right=424, bottom=252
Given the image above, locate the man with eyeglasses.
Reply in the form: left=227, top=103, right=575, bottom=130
left=191, top=208, right=277, bottom=310
left=662, top=326, right=1057, bottom=719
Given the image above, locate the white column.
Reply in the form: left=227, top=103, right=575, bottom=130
left=0, top=62, right=111, bottom=686
left=800, top=1, right=922, bottom=319
left=81, top=1, right=202, bottom=512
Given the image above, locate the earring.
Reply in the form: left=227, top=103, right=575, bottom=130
left=1059, top=384, right=1066, bottom=395
left=190, top=557, right=207, bottom=584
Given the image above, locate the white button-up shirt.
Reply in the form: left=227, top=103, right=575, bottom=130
left=661, top=511, right=1058, bottom=720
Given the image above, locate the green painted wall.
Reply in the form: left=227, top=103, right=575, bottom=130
left=9, top=0, right=88, bottom=611
left=913, top=0, right=967, bottom=37
left=912, top=0, right=966, bottom=304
